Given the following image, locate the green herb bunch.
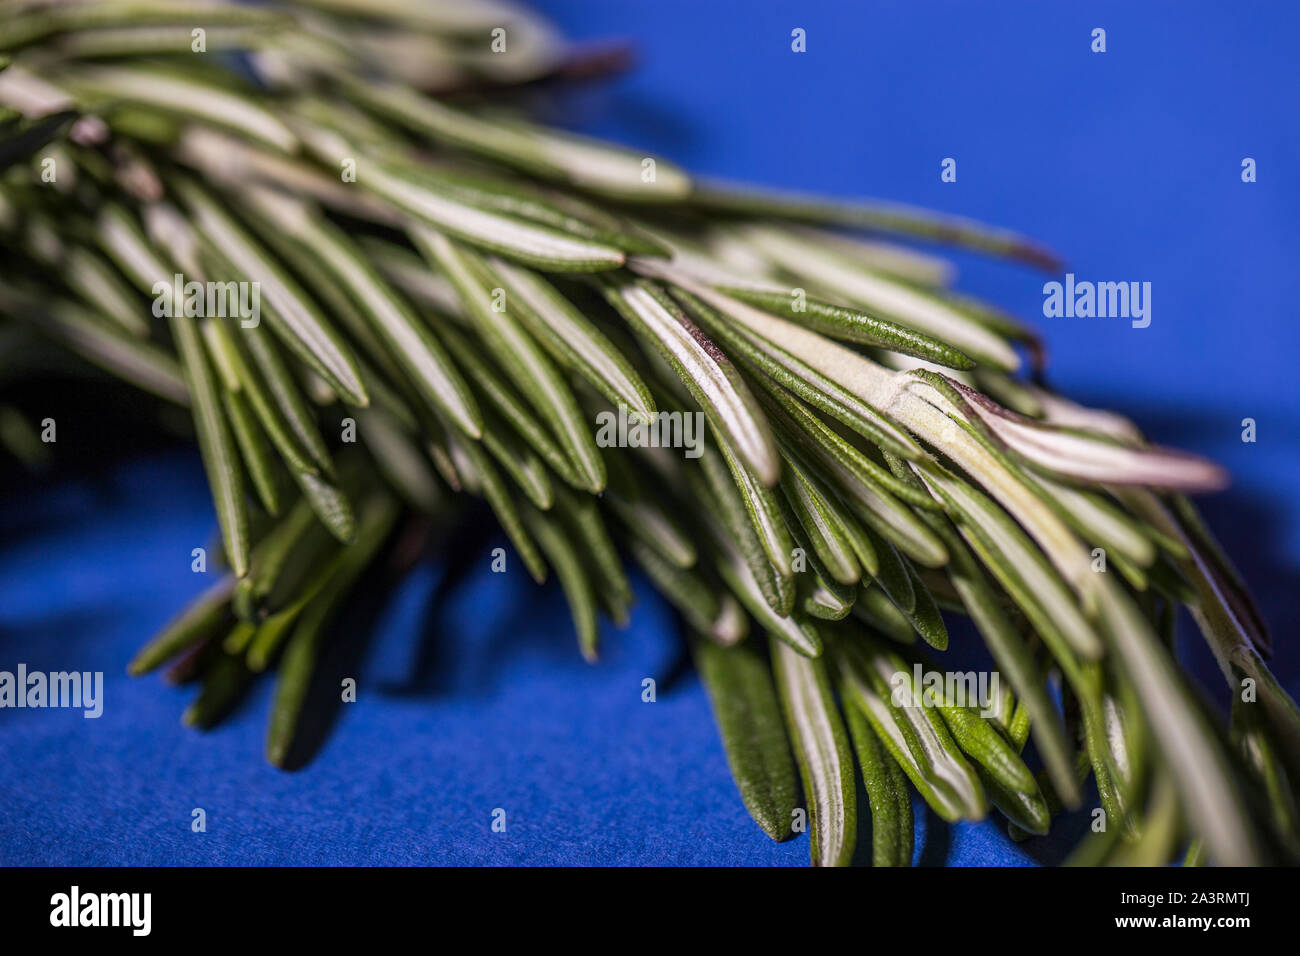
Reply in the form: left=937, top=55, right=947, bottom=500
left=1, top=0, right=1296, bottom=866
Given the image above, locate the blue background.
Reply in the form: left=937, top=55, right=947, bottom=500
left=2, top=0, right=1297, bottom=865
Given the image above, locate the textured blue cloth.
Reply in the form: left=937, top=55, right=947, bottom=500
left=2, top=0, right=1298, bottom=866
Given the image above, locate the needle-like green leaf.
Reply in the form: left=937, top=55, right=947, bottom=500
left=717, top=285, right=976, bottom=371
left=695, top=637, right=799, bottom=841
left=937, top=704, right=1038, bottom=795
left=436, top=323, right=582, bottom=488
left=842, top=693, right=914, bottom=866
left=490, top=257, right=656, bottom=421
left=898, top=557, right=948, bottom=650
left=691, top=181, right=1062, bottom=271
left=525, top=504, right=600, bottom=662
left=921, top=463, right=1102, bottom=661
left=601, top=277, right=781, bottom=487
left=233, top=494, right=319, bottom=622
left=864, top=527, right=917, bottom=616
left=783, top=453, right=880, bottom=579
left=166, top=308, right=249, bottom=577
left=835, top=637, right=986, bottom=822
left=754, top=374, right=939, bottom=514
left=626, top=538, right=744, bottom=644
left=387, top=160, right=669, bottom=256
left=177, top=180, right=369, bottom=407
left=129, top=576, right=234, bottom=676
left=779, top=461, right=861, bottom=587
left=356, top=160, right=626, bottom=272
left=220, top=385, right=282, bottom=516
left=200, top=316, right=323, bottom=477
left=354, top=407, right=444, bottom=514
left=60, top=64, right=297, bottom=152
left=183, top=650, right=252, bottom=729
left=480, top=412, right=554, bottom=510
left=6, top=291, right=187, bottom=404
left=95, top=203, right=170, bottom=293
left=693, top=437, right=793, bottom=616
left=852, top=585, right=917, bottom=645
left=954, top=383, right=1228, bottom=491
left=240, top=325, right=337, bottom=475
left=243, top=188, right=482, bottom=438
left=294, top=467, right=357, bottom=544
left=552, top=484, right=633, bottom=621
left=64, top=245, right=150, bottom=337
left=266, top=493, right=398, bottom=765
left=714, top=541, right=820, bottom=658
left=896, top=478, right=1078, bottom=804
left=339, top=77, right=691, bottom=201
left=1094, top=578, right=1265, bottom=865
left=0, top=3, right=288, bottom=52
left=771, top=637, right=857, bottom=866
left=451, top=433, right=547, bottom=584
left=662, top=281, right=923, bottom=460
left=735, top=225, right=1023, bottom=371
left=714, top=428, right=796, bottom=603
left=415, top=229, right=606, bottom=491
left=604, top=454, right=697, bottom=569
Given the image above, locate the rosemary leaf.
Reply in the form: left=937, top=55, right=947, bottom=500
left=691, top=181, right=1062, bottom=272
left=626, top=538, right=743, bottom=644
left=167, top=307, right=250, bottom=577
left=361, top=161, right=626, bottom=272
left=525, top=504, right=601, bottom=662
left=129, top=576, right=234, bottom=676
left=835, top=637, right=985, bottom=822
left=177, top=180, right=369, bottom=407
left=244, top=188, right=482, bottom=438
left=417, top=229, right=606, bottom=491
left=771, top=638, right=857, bottom=866
left=717, top=285, right=976, bottom=371
left=266, top=493, right=398, bottom=765
left=694, top=637, right=799, bottom=841
left=60, top=64, right=297, bottom=152
left=601, top=277, right=780, bottom=487
left=842, top=693, right=914, bottom=866
left=491, top=257, right=656, bottom=421
left=340, top=77, right=691, bottom=201
left=220, top=386, right=282, bottom=516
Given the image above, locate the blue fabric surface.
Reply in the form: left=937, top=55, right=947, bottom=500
left=2, top=0, right=1298, bottom=866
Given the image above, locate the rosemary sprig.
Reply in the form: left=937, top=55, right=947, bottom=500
left=2, top=0, right=1294, bottom=868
